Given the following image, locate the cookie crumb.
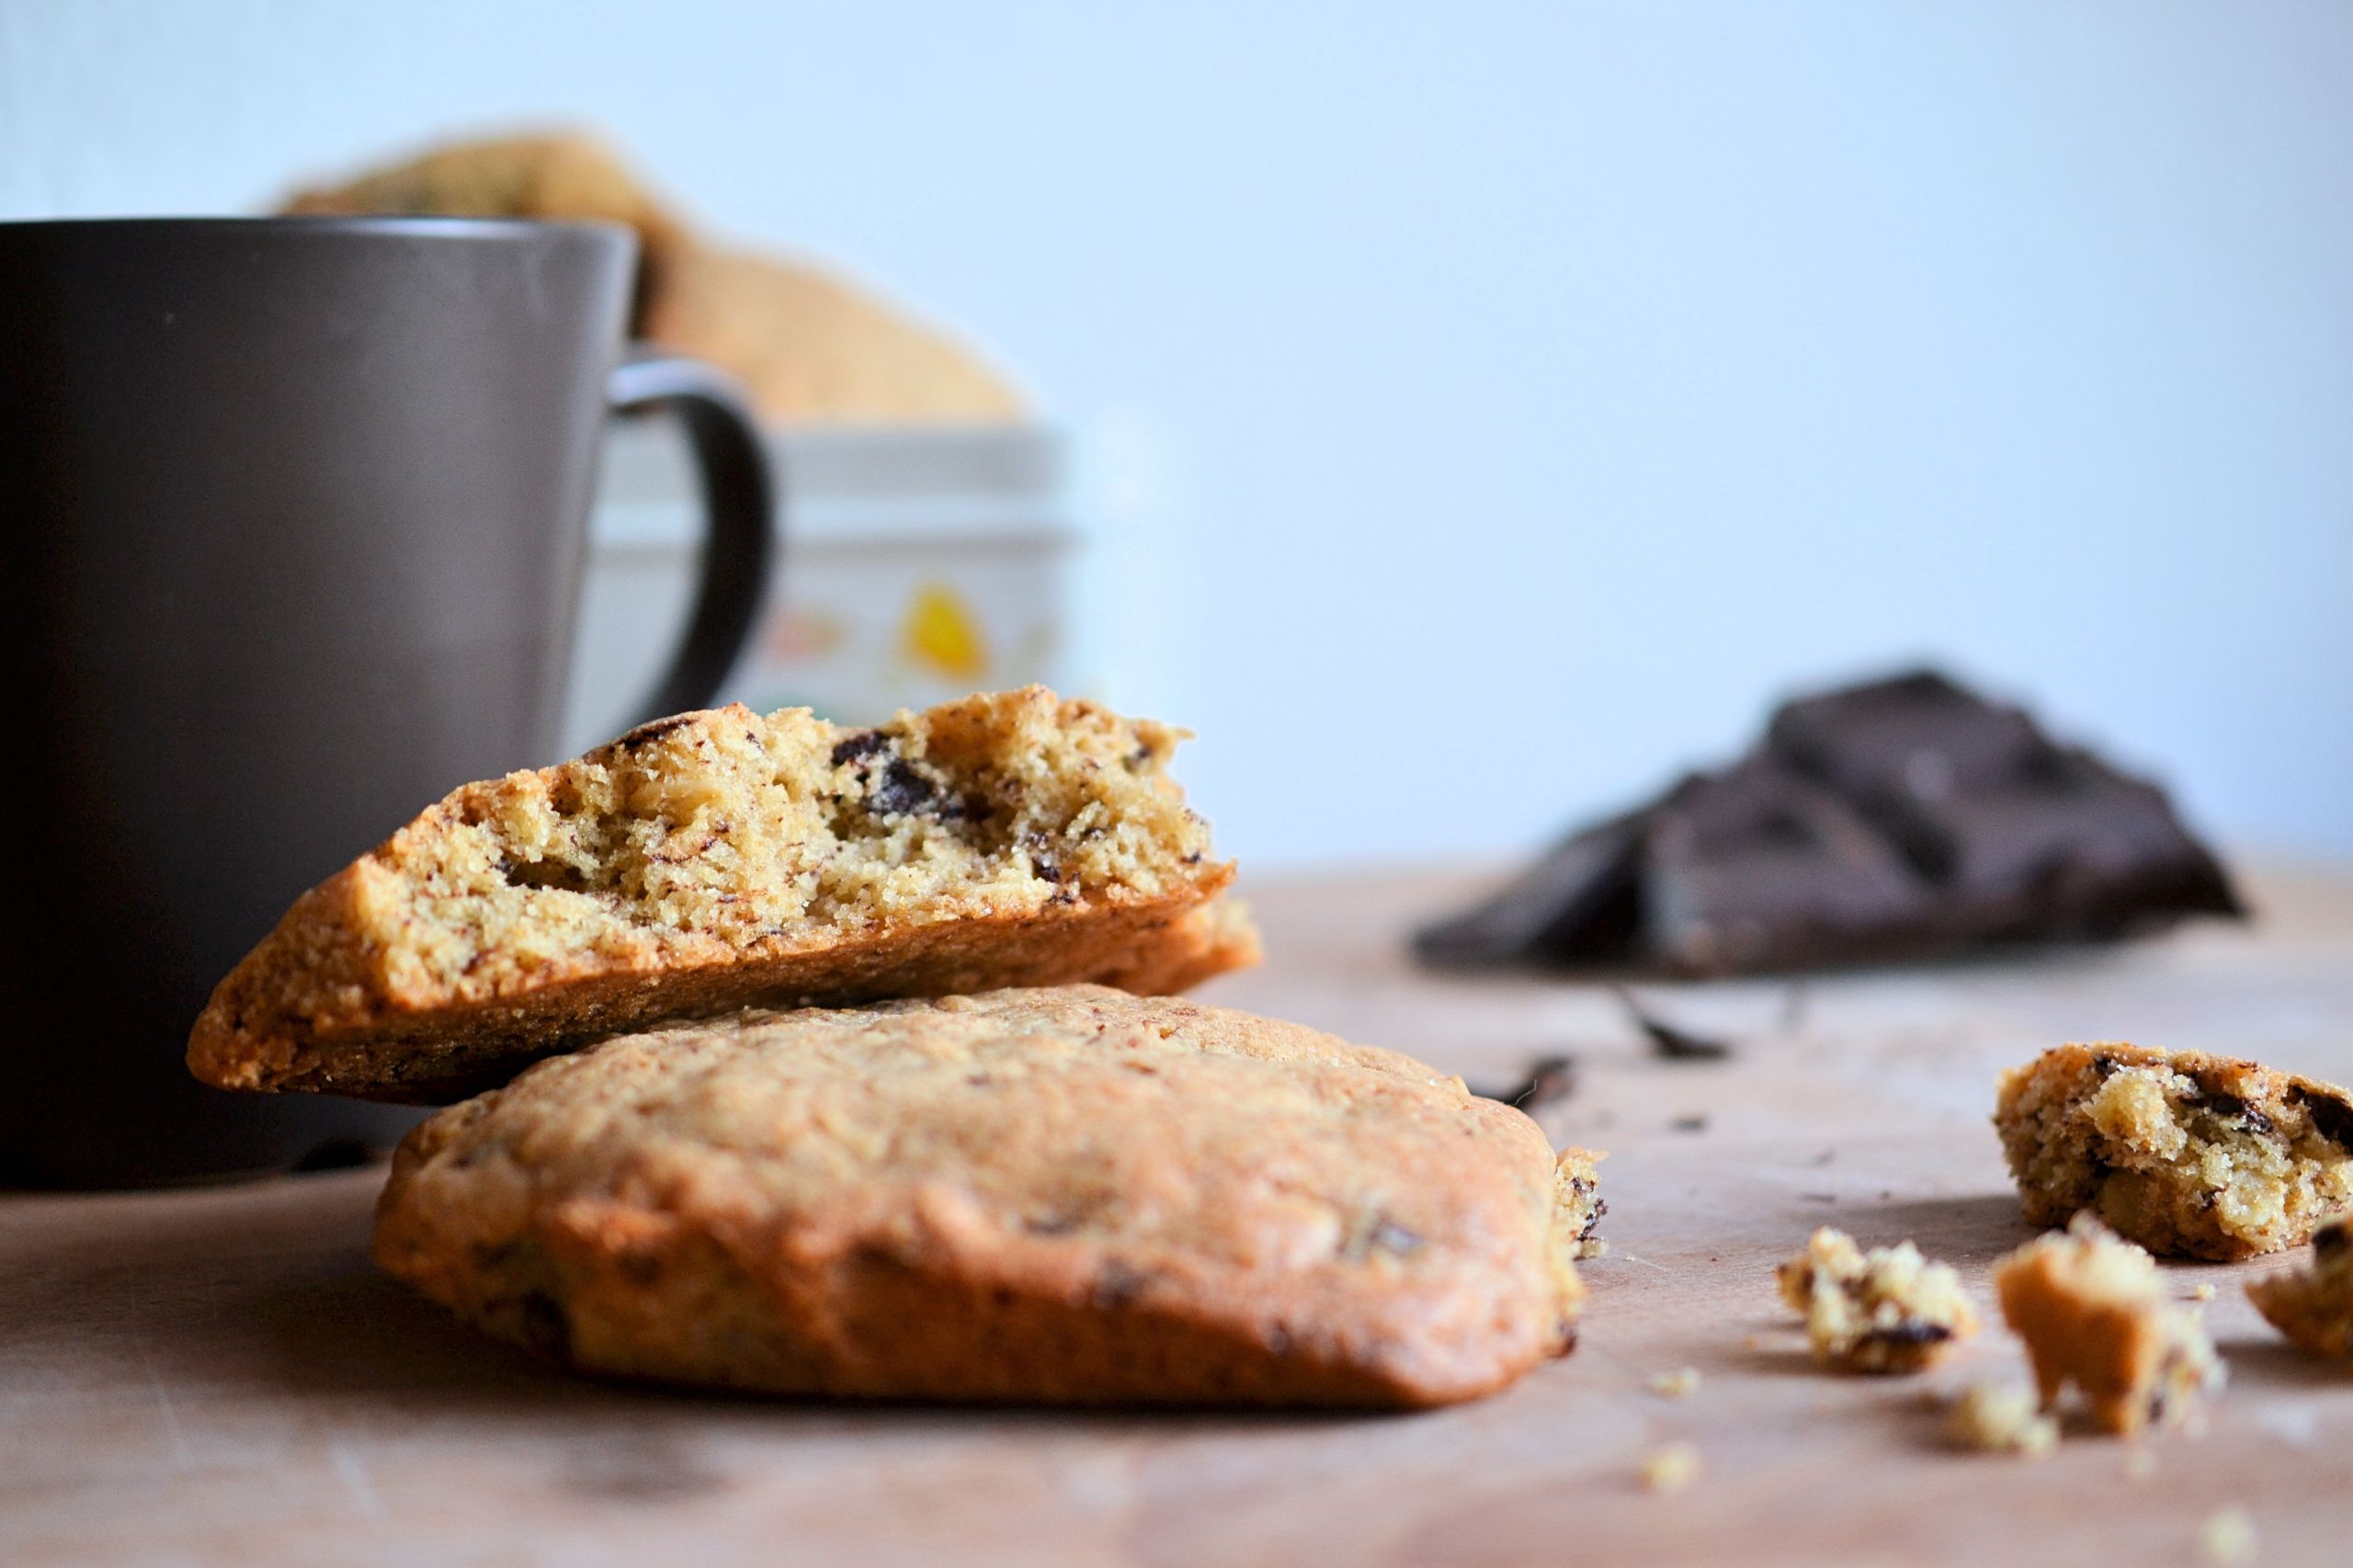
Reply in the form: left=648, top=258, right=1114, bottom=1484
left=1776, top=1227, right=1978, bottom=1372
left=1639, top=1442, right=1702, bottom=1494
left=2197, top=1506, right=2257, bottom=1565
left=1648, top=1367, right=1701, bottom=1399
left=2246, top=1219, right=2353, bottom=1357
left=2192, top=1283, right=2217, bottom=1302
left=1945, top=1382, right=2057, bottom=1457
left=1993, top=1214, right=2225, bottom=1436
left=1556, top=1147, right=1610, bottom=1260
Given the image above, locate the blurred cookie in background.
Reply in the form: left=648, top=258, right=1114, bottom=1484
left=642, top=243, right=1022, bottom=426
left=282, top=131, right=694, bottom=315
left=280, top=129, right=1024, bottom=426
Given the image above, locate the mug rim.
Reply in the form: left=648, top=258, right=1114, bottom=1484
left=0, top=214, right=634, bottom=246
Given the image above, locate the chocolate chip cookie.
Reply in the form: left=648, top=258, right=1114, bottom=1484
left=371, top=986, right=1587, bottom=1407
left=189, top=688, right=1256, bottom=1102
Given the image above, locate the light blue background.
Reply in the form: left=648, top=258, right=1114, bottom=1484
left=7, top=0, right=2347, bottom=868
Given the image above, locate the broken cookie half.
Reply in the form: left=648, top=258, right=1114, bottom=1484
left=1995, top=1042, right=2353, bottom=1261
left=189, top=688, right=1257, bottom=1102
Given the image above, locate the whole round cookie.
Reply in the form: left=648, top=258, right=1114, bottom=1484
left=373, top=985, right=1588, bottom=1407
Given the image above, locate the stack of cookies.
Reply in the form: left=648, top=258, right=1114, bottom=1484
left=189, top=687, right=1592, bottom=1407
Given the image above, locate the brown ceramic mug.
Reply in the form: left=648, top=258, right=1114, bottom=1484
left=0, top=217, right=775, bottom=1187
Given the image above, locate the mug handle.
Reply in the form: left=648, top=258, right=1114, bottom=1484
left=604, top=348, right=779, bottom=725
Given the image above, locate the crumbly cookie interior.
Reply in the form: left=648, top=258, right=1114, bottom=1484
left=371, top=688, right=1219, bottom=998
left=1995, top=1042, right=2353, bottom=1261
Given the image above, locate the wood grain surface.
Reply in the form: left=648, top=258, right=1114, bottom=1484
left=6, top=864, right=2352, bottom=1567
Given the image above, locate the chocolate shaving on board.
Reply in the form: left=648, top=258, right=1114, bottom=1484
left=1472, top=1054, right=1581, bottom=1112
left=1618, top=990, right=1733, bottom=1062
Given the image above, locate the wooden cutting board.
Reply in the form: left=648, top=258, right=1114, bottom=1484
left=6, top=864, right=2351, bottom=1567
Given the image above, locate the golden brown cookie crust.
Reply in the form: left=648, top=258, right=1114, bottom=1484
left=189, top=688, right=1253, bottom=1102
left=373, top=986, right=1585, bottom=1408
left=1994, top=1041, right=2353, bottom=1261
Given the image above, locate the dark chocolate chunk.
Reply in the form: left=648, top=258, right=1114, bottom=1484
left=614, top=713, right=699, bottom=748
left=1577, top=1197, right=1608, bottom=1243
left=1413, top=669, right=2242, bottom=978
left=1863, top=1320, right=1953, bottom=1348
left=1879, top=750, right=2241, bottom=941
left=1768, top=670, right=2048, bottom=812
left=829, top=731, right=891, bottom=767
left=832, top=732, right=967, bottom=820
left=2293, top=1088, right=2353, bottom=1152
left=1021, top=832, right=1065, bottom=884
left=1642, top=765, right=1932, bottom=974
left=870, top=758, right=939, bottom=818
left=2199, top=1092, right=2275, bottom=1135
left=1415, top=811, right=1646, bottom=968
